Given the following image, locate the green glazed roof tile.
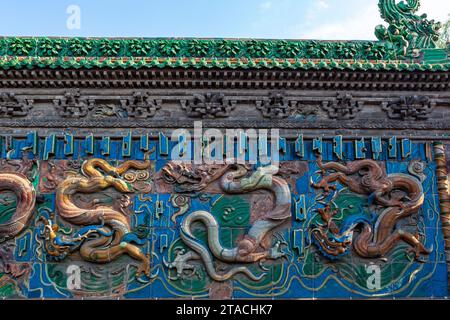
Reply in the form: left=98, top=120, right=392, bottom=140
left=0, top=1, right=448, bottom=71
left=0, top=37, right=446, bottom=71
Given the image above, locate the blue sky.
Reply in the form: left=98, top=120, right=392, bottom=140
left=0, top=0, right=448, bottom=40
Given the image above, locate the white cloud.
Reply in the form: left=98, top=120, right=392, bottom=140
left=316, top=0, right=329, bottom=10
left=304, top=0, right=331, bottom=25
left=260, top=1, right=273, bottom=11
left=296, top=2, right=381, bottom=40
left=291, top=0, right=449, bottom=41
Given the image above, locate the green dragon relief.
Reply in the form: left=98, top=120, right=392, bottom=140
left=375, top=0, right=442, bottom=57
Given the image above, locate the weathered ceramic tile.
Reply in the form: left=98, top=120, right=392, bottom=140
left=0, top=138, right=448, bottom=299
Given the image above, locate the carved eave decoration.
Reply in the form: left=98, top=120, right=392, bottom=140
left=120, top=92, right=162, bottom=118
left=180, top=93, right=237, bottom=119
left=53, top=89, right=94, bottom=118
left=0, top=92, right=33, bottom=117
left=321, top=93, right=362, bottom=120
left=382, top=95, right=436, bottom=120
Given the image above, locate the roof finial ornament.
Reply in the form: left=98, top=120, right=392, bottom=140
left=375, top=0, right=442, bottom=58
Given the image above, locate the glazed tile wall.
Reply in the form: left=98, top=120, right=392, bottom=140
left=0, top=135, right=447, bottom=299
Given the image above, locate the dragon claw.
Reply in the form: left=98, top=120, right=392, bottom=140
left=136, top=254, right=151, bottom=277
left=312, top=178, right=337, bottom=196
left=406, top=243, right=431, bottom=262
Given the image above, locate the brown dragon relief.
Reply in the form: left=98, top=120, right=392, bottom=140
left=41, top=157, right=153, bottom=276
left=161, top=162, right=291, bottom=281
left=0, top=172, right=36, bottom=243
left=311, top=154, right=430, bottom=260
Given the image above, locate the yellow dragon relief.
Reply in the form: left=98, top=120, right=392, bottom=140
left=41, top=155, right=153, bottom=277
